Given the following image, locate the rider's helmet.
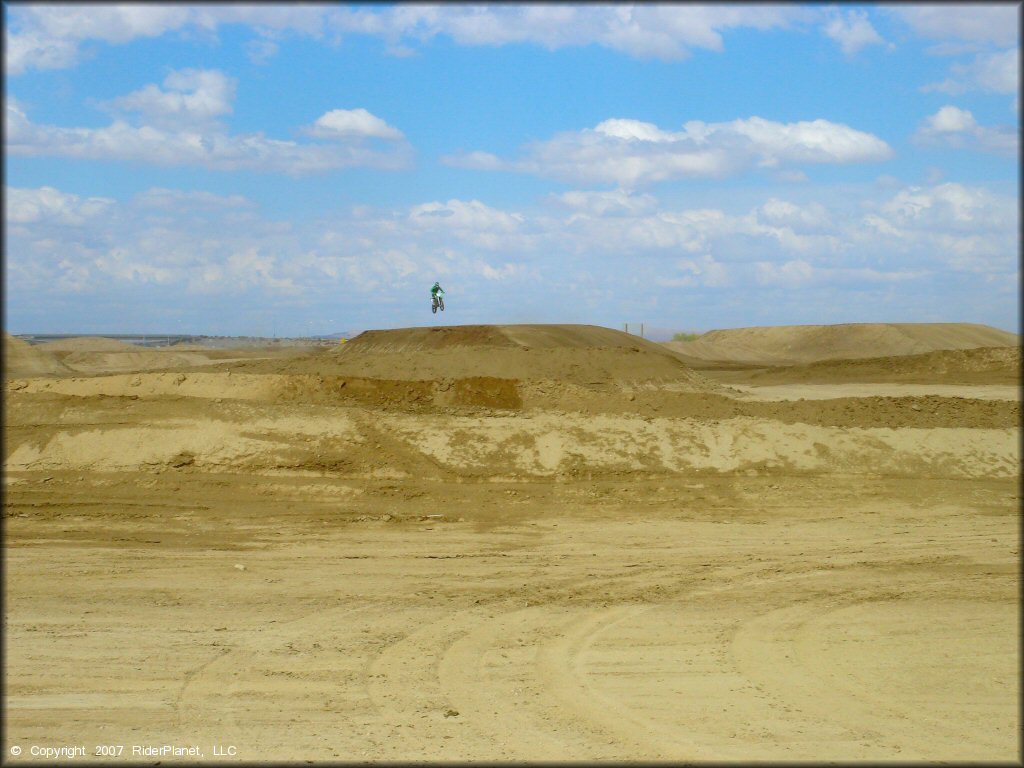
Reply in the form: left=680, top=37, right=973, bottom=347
left=433, top=281, right=440, bottom=288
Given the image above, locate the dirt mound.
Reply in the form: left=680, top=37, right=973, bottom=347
left=4, top=334, right=72, bottom=377
left=746, top=346, right=1022, bottom=386
left=236, top=324, right=723, bottom=392
left=664, top=323, right=1018, bottom=365
left=40, top=336, right=140, bottom=352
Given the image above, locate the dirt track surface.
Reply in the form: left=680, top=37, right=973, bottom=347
left=3, top=324, right=1020, bottom=762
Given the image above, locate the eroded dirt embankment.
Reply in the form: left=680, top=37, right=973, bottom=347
left=5, top=371, right=1018, bottom=428
left=4, top=385, right=1018, bottom=481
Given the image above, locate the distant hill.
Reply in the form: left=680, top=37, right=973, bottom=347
left=4, top=333, right=72, bottom=377
left=743, top=345, right=1021, bottom=385
left=39, top=336, right=140, bottom=352
left=662, top=322, right=1019, bottom=366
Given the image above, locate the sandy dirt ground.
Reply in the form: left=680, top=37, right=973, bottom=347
left=3, top=324, right=1020, bottom=763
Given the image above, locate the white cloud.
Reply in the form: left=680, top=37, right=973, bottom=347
left=839, top=267, right=926, bottom=282
left=924, top=105, right=976, bottom=133
left=476, top=260, right=525, bottom=281
left=758, top=198, right=831, bottom=229
left=723, top=117, right=892, bottom=165
left=855, top=182, right=1017, bottom=277
left=888, top=6, right=1019, bottom=48
left=656, top=276, right=698, bottom=288
left=777, top=169, right=809, bottom=183
left=5, top=28, right=81, bottom=74
left=554, top=189, right=658, bottom=217
left=410, top=199, right=523, bottom=232
left=594, top=118, right=679, bottom=142
left=6, top=181, right=1016, bottom=330
left=756, top=259, right=815, bottom=286
left=4, top=5, right=327, bottom=74
left=29, top=5, right=195, bottom=43
left=93, top=248, right=176, bottom=284
left=191, top=5, right=328, bottom=36
left=6, top=185, right=114, bottom=225
left=446, top=116, right=892, bottom=187
left=823, top=9, right=886, bottom=56
left=224, top=247, right=297, bottom=292
left=134, top=188, right=254, bottom=210
left=877, top=183, right=1013, bottom=229
left=914, top=106, right=1019, bottom=156
left=103, top=69, right=236, bottom=128
left=408, top=199, right=527, bottom=251
left=5, top=83, right=412, bottom=174
left=969, top=48, right=1019, bottom=93
left=890, top=6, right=1018, bottom=108
left=328, top=4, right=814, bottom=61
left=739, top=213, right=843, bottom=255
left=303, top=109, right=404, bottom=141
left=245, top=38, right=280, bottom=65
left=449, top=150, right=504, bottom=171
left=5, top=6, right=192, bottom=74
left=6, top=5, right=819, bottom=75
left=673, top=254, right=730, bottom=287
left=922, top=48, right=1020, bottom=95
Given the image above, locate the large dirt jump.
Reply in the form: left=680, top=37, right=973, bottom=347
left=245, top=323, right=719, bottom=385
left=4, top=322, right=1019, bottom=762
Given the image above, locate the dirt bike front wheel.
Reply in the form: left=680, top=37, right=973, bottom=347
left=438, top=297, right=444, bottom=311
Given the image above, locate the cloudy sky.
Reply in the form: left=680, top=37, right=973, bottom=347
left=4, top=3, right=1020, bottom=336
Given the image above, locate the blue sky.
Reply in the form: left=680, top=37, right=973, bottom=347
left=4, top=4, right=1020, bottom=336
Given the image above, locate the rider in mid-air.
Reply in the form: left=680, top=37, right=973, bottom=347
left=430, top=281, right=445, bottom=313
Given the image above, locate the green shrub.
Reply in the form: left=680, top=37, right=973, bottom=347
left=671, top=332, right=700, bottom=342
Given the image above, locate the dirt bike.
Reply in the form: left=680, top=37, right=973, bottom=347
left=431, top=294, right=445, bottom=313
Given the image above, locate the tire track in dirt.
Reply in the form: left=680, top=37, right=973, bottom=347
left=363, top=604, right=519, bottom=760
left=357, top=549, right=694, bottom=761
left=521, top=546, right=1019, bottom=762
left=730, top=594, right=916, bottom=759
left=435, top=604, right=659, bottom=760
left=174, top=602, right=387, bottom=756
left=728, top=587, right=1017, bottom=761
left=790, top=595, right=1017, bottom=758
left=533, top=603, right=723, bottom=760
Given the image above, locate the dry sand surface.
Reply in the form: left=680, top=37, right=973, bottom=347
left=3, top=323, right=1020, bottom=762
